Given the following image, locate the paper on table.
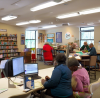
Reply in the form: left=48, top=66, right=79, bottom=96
left=0, top=88, right=8, bottom=94
left=75, top=56, right=81, bottom=59
left=0, top=60, right=8, bottom=69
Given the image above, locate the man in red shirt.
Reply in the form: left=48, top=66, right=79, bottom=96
left=43, top=42, right=53, bottom=61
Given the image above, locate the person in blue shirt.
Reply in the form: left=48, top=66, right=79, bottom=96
left=88, top=43, right=97, bottom=56
left=41, top=53, right=73, bottom=98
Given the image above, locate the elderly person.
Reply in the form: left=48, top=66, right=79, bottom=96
left=88, top=43, right=97, bottom=56
left=43, top=42, right=53, bottom=61
left=80, top=42, right=89, bottom=50
left=68, top=57, right=90, bottom=93
left=41, top=53, right=73, bottom=98
left=69, top=43, right=76, bottom=53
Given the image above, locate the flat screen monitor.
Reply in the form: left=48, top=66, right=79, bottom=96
left=25, top=63, right=38, bottom=75
left=12, top=56, right=24, bottom=76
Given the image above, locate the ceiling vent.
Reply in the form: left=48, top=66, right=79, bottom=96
left=53, top=0, right=62, bottom=2
left=62, top=23, right=69, bottom=26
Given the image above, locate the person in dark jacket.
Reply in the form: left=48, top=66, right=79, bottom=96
left=88, top=43, right=97, bottom=56
left=41, top=53, right=73, bottom=98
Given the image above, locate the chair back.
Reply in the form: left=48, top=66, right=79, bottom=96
left=89, top=56, right=97, bottom=66
left=9, top=89, right=34, bottom=98
left=88, top=78, right=100, bottom=95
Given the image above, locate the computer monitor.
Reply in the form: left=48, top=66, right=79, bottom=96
left=12, top=56, right=24, bottom=76
left=25, top=63, right=38, bottom=75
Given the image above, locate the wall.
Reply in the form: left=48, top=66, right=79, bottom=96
left=46, top=26, right=79, bottom=45
left=94, top=26, right=100, bottom=53
left=0, top=23, right=26, bottom=52
left=38, top=30, right=46, bottom=48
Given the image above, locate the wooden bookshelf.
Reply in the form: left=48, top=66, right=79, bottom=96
left=0, top=34, right=19, bottom=59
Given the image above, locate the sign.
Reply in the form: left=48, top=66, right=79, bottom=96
left=56, top=32, right=62, bottom=43
left=0, top=29, right=7, bottom=32
left=47, top=34, right=54, bottom=37
left=21, top=34, right=25, bottom=45
left=65, top=32, right=71, bottom=39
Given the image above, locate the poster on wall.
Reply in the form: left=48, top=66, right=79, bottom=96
left=21, top=34, right=25, bottom=45
left=65, top=32, right=71, bottom=39
left=56, top=32, right=62, bottom=43
left=38, top=33, right=42, bottom=43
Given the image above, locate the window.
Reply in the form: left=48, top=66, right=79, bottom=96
left=25, top=31, right=36, bottom=48
left=80, top=27, right=94, bottom=47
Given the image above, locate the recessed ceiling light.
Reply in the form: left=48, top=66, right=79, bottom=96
left=30, top=0, right=71, bottom=12
left=1, top=15, right=17, bottom=21
left=79, top=7, right=100, bottom=15
left=42, top=25, right=57, bottom=28
left=56, top=13, right=79, bottom=19
left=87, top=22, right=94, bottom=25
left=29, top=20, right=41, bottom=23
left=16, top=22, right=29, bottom=25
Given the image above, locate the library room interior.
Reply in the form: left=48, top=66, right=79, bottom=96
left=1, top=0, right=100, bottom=98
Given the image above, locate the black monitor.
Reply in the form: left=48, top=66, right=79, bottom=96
left=4, top=56, right=24, bottom=77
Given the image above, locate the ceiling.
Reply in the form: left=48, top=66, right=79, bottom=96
left=0, top=0, right=100, bottom=30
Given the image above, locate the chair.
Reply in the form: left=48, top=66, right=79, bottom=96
left=88, top=56, right=97, bottom=80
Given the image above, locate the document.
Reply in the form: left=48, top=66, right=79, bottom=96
left=0, top=88, right=8, bottom=94
left=0, top=60, right=8, bottom=69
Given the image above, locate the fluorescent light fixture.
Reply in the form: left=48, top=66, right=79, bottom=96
left=42, top=25, right=57, bottom=28
left=79, top=7, right=100, bottom=15
left=56, top=13, right=79, bottom=19
left=1, top=15, right=17, bottom=21
left=87, top=22, right=94, bottom=25
left=29, top=20, right=41, bottom=23
left=30, top=0, right=71, bottom=12
left=16, top=22, right=29, bottom=25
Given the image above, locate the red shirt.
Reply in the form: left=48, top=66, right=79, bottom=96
left=43, top=44, right=53, bottom=61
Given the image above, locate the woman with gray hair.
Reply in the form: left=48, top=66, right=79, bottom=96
left=68, top=57, right=90, bottom=93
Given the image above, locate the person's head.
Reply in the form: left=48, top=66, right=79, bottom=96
left=71, top=43, right=76, bottom=49
left=84, top=42, right=87, bottom=46
left=89, top=43, right=94, bottom=48
left=55, top=53, right=66, bottom=65
left=68, top=57, right=79, bottom=71
left=44, top=42, right=49, bottom=45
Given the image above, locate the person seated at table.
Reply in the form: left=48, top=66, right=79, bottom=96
left=68, top=57, right=90, bottom=93
left=43, top=42, right=53, bottom=61
left=88, top=43, right=97, bottom=56
left=80, top=42, right=89, bottom=50
left=41, top=53, right=73, bottom=98
left=69, top=43, right=76, bottom=53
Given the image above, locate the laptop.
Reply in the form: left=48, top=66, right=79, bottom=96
left=24, top=63, right=41, bottom=79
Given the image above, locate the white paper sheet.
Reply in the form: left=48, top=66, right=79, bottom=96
left=75, top=56, right=81, bottom=60
left=0, top=60, right=8, bottom=69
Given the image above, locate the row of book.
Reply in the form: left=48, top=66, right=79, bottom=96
left=0, top=34, right=17, bottom=37
left=37, top=55, right=44, bottom=61
left=0, top=50, right=18, bottom=53
left=0, top=46, right=17, bottom=49
left=2, top=53, right=18, bottom=57
left=37, top=49, right=43, bottom=55
left=0, top=42, right=17, bottom=45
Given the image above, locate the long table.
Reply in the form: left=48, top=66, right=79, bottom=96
left=0, top=67, right=54, bottom=98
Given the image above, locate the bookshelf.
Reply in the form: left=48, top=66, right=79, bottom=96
left=37, top=48, right=66, bottom=61
left=0, top=34, right=19, bottom=59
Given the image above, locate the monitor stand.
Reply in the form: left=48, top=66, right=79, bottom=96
left=8, top=78, right=16, bottom=88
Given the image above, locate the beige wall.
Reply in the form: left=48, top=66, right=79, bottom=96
left=0, top=23, right=26, bottom=52
left=38, top=30, right=46, bottom=48
left=46, top=26, right=79, bottom=45
left=94, top=26, right=100, bottom=53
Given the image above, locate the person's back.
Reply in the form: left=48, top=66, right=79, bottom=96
left=43, top=44, right=53, bottom=61
left=72, top=67, right=90, bottom=92
left=50, top=64, right=73, bottom=97
left=88, top=46, right=97, bottom=56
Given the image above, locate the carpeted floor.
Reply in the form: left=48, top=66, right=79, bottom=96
left=37, top=61, right=100, bottom=98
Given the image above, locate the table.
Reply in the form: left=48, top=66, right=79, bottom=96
left=0, top=67, right=54, bottom=98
